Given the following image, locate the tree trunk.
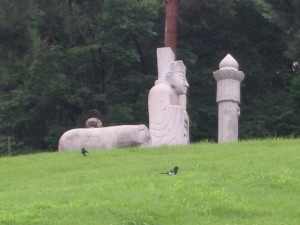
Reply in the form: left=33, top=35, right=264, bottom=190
left=164, top=0, right=179, bottom=58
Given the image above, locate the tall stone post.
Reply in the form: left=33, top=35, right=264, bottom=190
left=213, top=54, right=245, bottom=143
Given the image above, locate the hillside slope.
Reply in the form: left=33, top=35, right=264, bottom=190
left=0, top=139, right=299, bottom=225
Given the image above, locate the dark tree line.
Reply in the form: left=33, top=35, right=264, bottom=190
left=0, top=0, right=300, bottom=155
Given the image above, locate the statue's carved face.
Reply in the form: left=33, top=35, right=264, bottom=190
left=169, top=71, right=189, bottom=95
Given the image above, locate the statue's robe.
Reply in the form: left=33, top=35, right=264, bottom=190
left=148, top=81, right=189, bottom=146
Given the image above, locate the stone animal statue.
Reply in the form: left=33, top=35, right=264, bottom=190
left=85, top=109, right=103, bottom=128
left=58, top=124, right=151, bottom=151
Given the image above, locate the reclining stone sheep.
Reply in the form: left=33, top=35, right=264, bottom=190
left=58, top=124, right=152, bottom=151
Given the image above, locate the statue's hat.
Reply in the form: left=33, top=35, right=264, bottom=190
left=170, top=60, right=186, bottom=73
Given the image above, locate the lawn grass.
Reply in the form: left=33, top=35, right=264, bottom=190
left=0, top=138, right=300, bottom=225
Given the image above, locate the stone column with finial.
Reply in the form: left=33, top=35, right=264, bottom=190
left=213, top=54, right=245, bottom=143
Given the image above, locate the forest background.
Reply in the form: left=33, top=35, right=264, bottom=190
left=1, top=0, right=300, bottom=155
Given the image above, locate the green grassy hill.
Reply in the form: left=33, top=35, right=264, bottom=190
left=1, top=139, right=300, bottom=225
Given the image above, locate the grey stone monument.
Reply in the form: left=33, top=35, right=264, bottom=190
left=148, top=47, right=189, bottom=146
left=213, top=54, right=245, bottom=143
left=59, top=124, right=152, bottom=151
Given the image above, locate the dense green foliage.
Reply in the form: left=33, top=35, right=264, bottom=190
left=1, top=0, right=300, bottom=153
left=1, top=139, right=300, bottom=224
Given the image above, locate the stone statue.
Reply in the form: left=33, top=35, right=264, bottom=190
left=85, top=109, right=103, bottom=128
left=213, top=54, right=245, bottom=143
left=148, top=47, right=189, bottom=146
left=58, top=124, right=152, bottom=151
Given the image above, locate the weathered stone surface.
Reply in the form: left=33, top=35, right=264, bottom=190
left=85, top=118, right=103, bottom=128
left=157, top=47, right=175, bottom=80
left=213, top=54, right=245, bottom=143
left=58, top=124, right=151, bottom=151
left=85, top=109, right=104, bottom=128
left=148, top=47, right=189, bottom=146
left=217, top=101, right=240, bottom=142
left=219, top=54, right=239, bottom=70
left=214, top=77, right=242, bottom=102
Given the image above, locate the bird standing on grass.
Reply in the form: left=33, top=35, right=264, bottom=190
left=161, top=166, right=179, bottom=175
left=81, top=148, right=88, bottom=156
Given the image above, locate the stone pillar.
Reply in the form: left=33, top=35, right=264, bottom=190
left=213, top=54, right=245, bottom=143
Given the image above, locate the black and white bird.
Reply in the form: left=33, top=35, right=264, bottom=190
left=292, top=61, right=299, bottom=72
left=160, top=166, right=179, bottom=175
left=81, top=148, right=88, bottom=156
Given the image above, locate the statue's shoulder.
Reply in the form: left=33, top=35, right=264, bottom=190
left=149, top=82, right=172, bottom=94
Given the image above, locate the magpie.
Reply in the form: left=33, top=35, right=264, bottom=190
left=81, top=148, right=88, bottom=156
left=292, top=61, right=299, bottom=72
left=160, top=166, right=179, bottom=175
